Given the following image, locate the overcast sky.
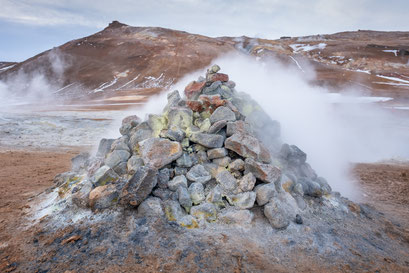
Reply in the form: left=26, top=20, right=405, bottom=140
left=1, top=0, right=408, bottom=62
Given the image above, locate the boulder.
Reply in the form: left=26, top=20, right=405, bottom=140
left=298, top=178, right=324, bottom=197
left=225, top=133, right=271, bottom=163
left=209, top=106, right=236, bottom=124
left=72, top=179, right=93, bottom=208
left=104, top=150, right=131, bottom=169
left=207, top=73, right=229, bottom=83
left=237, top=172, right=256, bottom=192
left=168, top=107, right=193, bottom=131
left=137, top=197, right=164, bottom=217
left=119, top=115, right=141, bottom=136
left=139, top=137, right=183, bottom=169
left=188, top=182, right=205, bottom=205
left=148, top=114, right=167, bottom=137
left=158, top=168, right=170, bottom=189
left=168, top=175, right=188, bottom=191
left=190, top=203, right=217, bottom=222
left=228, top=159, right=245, bottom=172
left=127, top=156, right=144, bottom=175
left=216, top=170, right=238, bottom=194
left=186, top=164, right=212, bottom=184
left=244, top=158, right=281, bottom=183
left=255, top=183, right=277, bottom=206
left=129, top=122, right=153, bottom=150
left=213, top=156, right=231, bottom=167
left=120, top=167, right=158, bottom=207
left=153, top=188, right=177, bottom=201
left=280, top=144, right=307, bottom=166
left=176, top=152, right=193, bottom=168
left=164, top=90, right=182, bottom=113
left=91, top=166, right=119, bottom=187
left=189, top=132, right=224, bottom=148
left=165, top=127, right=185, bottom=142
left=208, top=120, right=227, bottom=134
left=96, top=138, right=115, bottom=158
left=263, top=197, right=296, bottom=229
left=227, top=191, right=256, bottom=209
left=113, top=162, right=128, bottom=176
left=207, top=148, right=228, bottom=160
left=226, top=121, right=253, bottom=137
left=184, top=81, right=206, bottom=99
left=178, top=186, right=192, bottom=209
left=88, top=184, right=119, bottom=209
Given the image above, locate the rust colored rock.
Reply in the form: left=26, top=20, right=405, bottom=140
left=198, top=95, right=226, bottom=110
left=184, top=81, right=206, bottom=99
left=208, top=73, right=229, bottom=83
left=186, top=100, right=204, bottom=112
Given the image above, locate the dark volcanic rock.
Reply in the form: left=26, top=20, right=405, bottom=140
left=120, top=167, right=158, bottom=207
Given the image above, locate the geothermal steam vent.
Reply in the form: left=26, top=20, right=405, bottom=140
left=57, top=65, right=333, bottom=229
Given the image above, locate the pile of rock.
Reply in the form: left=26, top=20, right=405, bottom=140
left=55, top=65, right=332, bottom=229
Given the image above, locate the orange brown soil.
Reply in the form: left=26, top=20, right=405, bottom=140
left=0, top=149, right=78, bottom=272
left=0, top=149, right=408, bottom=272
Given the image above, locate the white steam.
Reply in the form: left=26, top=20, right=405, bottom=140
left=131, top=53, right=409, bottom=200
left=0, top=50, right=67, bottom=110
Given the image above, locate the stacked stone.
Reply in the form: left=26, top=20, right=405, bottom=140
left=57, top=65, right=332, bottom=230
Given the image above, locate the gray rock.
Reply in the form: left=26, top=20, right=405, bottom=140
left=188, top=182, right=205, bottom=205
left=174, top=167, right=188, bottom=176
left=255, top=183, right=277, bottom=206
left=137, top=197, right=164, bottom=217
left=139, top=137, right=183, bottom=169
left=225, top=133, right=271, bottom=163
left=168, top=175, right=188, bottom=191
left=228, top=159, right=245, bottom=172
left=129, top=122, right=153, bottom=149
left=218, top=208, right=254, bottom=224
left=208, top=120, right=227, bottom=134
left=207, top=148, right=228, bottom=160
left=276, top=174, right=294, bottom=193
left=244, top=158, right=281, bottom=183
left=293, top=183, right=304, bottom=196
left=96, top=138, right=115, bottom=158
left=299, top=163, right=318, bottom=180
left=210, top=64, right=220, bottom=73
left=113, top=162, right=128, bottom=176
left=237, top=172, right=256, bottom=192
left=202, top=81, right=222, bottom=95
left=164, top=90, right=182, bottom=113
left=120, top=167, right=158, bottom=207
left=165, top=128, right=185, bottom=142
left=190, top=132, right=224, bottom=148
left=190, top=203, right=217, bottom=222
left=264, top=200, right=290, bottom=229
left=213, top=156, right=231, bottom=167
left=72, top=179, right=93, bottom=208
left=298, top=178, right=324, bottom=197
left=210, top=106, right=236, bottom=124
left=196, top=150, right=208, bottom=163
left=295, top=214, right=303, bottom=224
left=176, top=152, right=193, bottom=168
left=105, top=150, right=131, bottom=169
left=216, top=170, right=238, bottom=194
left=227, top=191, right=256, bottom=209
left=219, top=85, right=233, bottom=99
left=280, top=144, right=306, bottom=166
left=153, top=188, right=176, bottom=201
left=226, top=121, right=252, bottom=137
left=111, top=136, right=131, bottom=152
left=186, top=164, right=211, bottom=184
left=225, top=80, right=236, bottom=89
left=71, top=152, right=90, bottom=173
left=206, top=185, right=223, bottom=205
left=91, top=166, right=119, bottom=187
left=127, top=156, right=144, bottom=175
left=158, top=168, right=170, bottom=189
left=178, top=186, right=192, bottom=209
left=119, top=115, right=141, bottom=136
left=316, top=177, right=332, bottom=195
left=168, top=107, right=193, bottom=131
left=88, top=184, right=119, bottom=209
left=164, top=200, right=186, bottom=222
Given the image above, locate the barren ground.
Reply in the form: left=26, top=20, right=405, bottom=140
left=0, top=148, right=408, bottom=272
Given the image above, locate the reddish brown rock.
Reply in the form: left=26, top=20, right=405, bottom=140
left=198, top=95, right=226, bottom=111
left=208, top=73, right=229, bottom=83
left=184, top=81, right=206, bottom=99
left=186, top=100, right=204, bottom=112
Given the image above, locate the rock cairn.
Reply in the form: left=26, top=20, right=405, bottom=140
left=55, top=65, right=332, bottom=229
